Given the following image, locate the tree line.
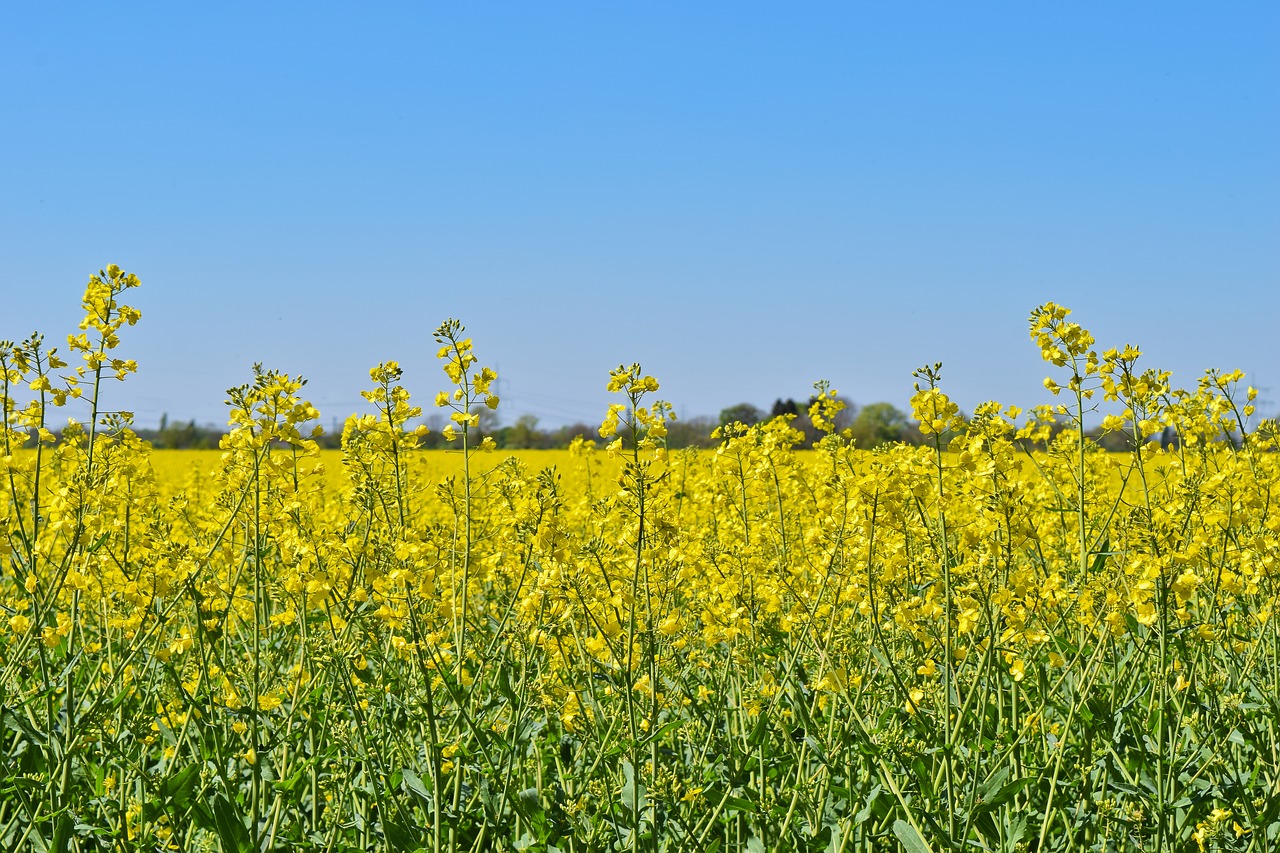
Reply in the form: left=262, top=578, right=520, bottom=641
left=121, top=396, right=1182, bottom=453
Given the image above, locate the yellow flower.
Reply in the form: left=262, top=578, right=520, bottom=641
left=910, top=386, right=964, bottom=435
left=1135, top=600, right=1158, bottom=627
left=1009, top=659, right=1026, bottom=682
left=1100, top=414, right=1126, bottom=432
left=599, top=403, right=626, bottom=438
left=473, top=366, right=497, bottom=394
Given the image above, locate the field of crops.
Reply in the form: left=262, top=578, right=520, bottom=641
left=4, top=269, right=1279, bottom=852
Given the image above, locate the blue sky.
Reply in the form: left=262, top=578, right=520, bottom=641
left=3, top=3, right=1277, bottom=431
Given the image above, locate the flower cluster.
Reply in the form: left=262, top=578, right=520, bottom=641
left=2, top=281, right=1276, bottom=852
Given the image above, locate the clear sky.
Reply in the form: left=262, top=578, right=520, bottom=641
left=3, top=3, right=1277, bottom=432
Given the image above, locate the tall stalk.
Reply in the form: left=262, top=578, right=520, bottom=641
left=910, top=363, right=960, bottom=841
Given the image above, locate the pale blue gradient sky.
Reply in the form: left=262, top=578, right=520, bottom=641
left=3, top=3, right=1277, bottom=430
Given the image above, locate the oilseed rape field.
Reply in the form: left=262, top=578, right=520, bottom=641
left=3, top=269, right=1279, bottom=853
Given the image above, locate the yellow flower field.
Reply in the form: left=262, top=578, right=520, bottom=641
left=3, top=267, right=1279, bottom=852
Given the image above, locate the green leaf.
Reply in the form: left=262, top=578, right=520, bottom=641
left=1089, top=541, right=1109, bottom=573
left=975, top=766, right=1010, bottom=801
left=26, top=829, right=49, bottom=853
left=2, top=706, right=46, bottom=744
left=892, top=819, right=935, bottom=853
left=972, top=777, right=1033, bottom=817
left=51, top=813, right=73, bottom=853
left=1006, top=816, right=1027, bottom=847
left=401, top=767, right=433, bottom=811
left=746, top=711, right=770, bottom=747
left=211, top=793, right=252, bottom=853
left=512, top=786, right=545, bottom=822
left=162, top=764, right=201, bottom=809
left=381, top=817, right=421, bottom=851
left=496, top=664, right=520, bottom=705
left=619, top=762, right=647, bottom=814
left=642, top=719, right=683, bottom=745
left=273, top=764, right=307, bottom=794
left=854, top=784, right=882, bottom=824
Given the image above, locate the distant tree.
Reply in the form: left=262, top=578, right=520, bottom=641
left=770, top=398, right=800, bottom=418
left=149, top=413, right=222, bottom=449
left=665, top=415, right=718, bottom=449
left=850, top=402, right=909, bottom=448
left=548, top=422, right=602, bottom=447
left=1089, top=426, right=1135, bottom=453
left=894, top=421, right=923, bottom=446
left=718, top=403, right=763, bottom=428
left=315, top=425, right=343, bottom=449
left=507, top=414, right=542, bottom=449
left=419, top=413, right=449, bottom=448
left=474, top=405, right=500, bottom=439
